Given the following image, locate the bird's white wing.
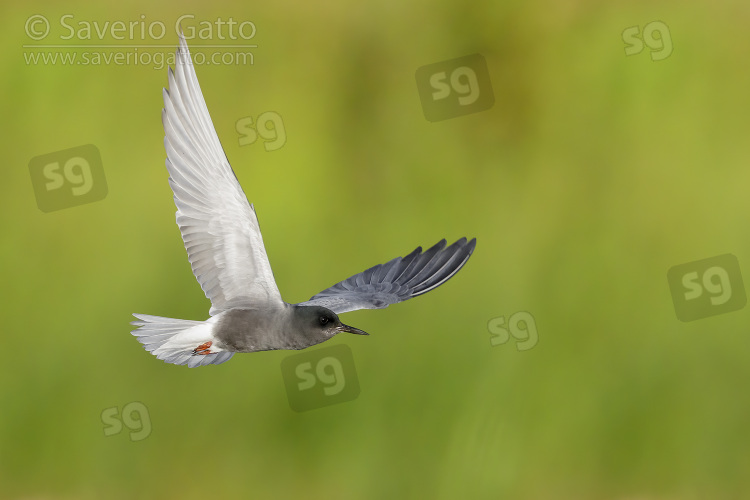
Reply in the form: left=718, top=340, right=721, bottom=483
left=297, top=238, right=476, bottom=314
left=162, top=33, right=282, bottom=315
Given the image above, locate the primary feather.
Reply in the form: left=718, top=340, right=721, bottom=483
left=297, top=238, right=476, bottom=314
left=162, top=33, right=282, bottom=316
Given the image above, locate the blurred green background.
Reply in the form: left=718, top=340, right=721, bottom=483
left=3, top=0, right=750, bottom=498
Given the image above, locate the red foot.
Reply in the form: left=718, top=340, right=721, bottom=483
left=193, top=341, right=213, bottom=355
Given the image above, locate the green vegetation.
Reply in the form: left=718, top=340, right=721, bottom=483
left=2, top=1, right=749, bottom=498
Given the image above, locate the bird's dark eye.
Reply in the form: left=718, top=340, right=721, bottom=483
left=319, top=316, right=329, bottom=326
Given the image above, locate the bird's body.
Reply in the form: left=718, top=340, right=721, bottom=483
left=215, top=306, right=296, bottom=353
left=131, top=33, right=476, bottom=367
left=214, top=305, right=357, bottom=353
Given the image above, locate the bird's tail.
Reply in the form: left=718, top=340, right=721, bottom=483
left=130, top=314, right=234, bottom=367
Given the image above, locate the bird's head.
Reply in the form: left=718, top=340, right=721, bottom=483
left=295, top=305, right=368, bottom=341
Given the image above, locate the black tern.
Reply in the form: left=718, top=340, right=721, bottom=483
left=131, top=34, right=477, bottom=367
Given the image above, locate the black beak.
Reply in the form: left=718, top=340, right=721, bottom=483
left=339, top=323, right=369, bottom=336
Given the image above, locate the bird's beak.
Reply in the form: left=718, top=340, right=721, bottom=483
left=339, top=323, right=369, bottom=336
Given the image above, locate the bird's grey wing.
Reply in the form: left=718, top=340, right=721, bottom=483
left=297, top=238, right=476, bottom=314
left=162, top=33, right=282, bottom=315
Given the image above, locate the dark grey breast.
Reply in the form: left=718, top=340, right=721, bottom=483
left=214, top=306, right=301, bottom=353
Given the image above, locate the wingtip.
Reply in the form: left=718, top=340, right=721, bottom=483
left=452, top=236, right=476, bottom=252
left=427, top=239, right=448, bottom=253
left=174, top=31, right=192, bottom=68
left=177, top=26, right=187, bottom=47
left=455, top=237, right=477, bottom=259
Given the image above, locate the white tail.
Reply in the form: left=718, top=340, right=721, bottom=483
left=131, top=314, right=234, bottom=367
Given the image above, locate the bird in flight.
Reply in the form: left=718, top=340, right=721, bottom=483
left=131, top=34, right=477, bottom=367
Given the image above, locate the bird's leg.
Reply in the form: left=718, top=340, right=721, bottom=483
left=192, top=341, right=213, bottom=355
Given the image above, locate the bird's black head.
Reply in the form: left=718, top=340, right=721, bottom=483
left=295, top=305, right=368, bottom=340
